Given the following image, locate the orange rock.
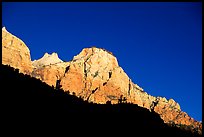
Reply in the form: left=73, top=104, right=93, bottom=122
left=31, top=62, right=69, bottom=87
left=2, top=27, right=33, bottom=74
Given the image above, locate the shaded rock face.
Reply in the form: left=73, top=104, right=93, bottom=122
left=2, top=27, right=202, bottom=134
left=2, top=27, right=33, bottom=74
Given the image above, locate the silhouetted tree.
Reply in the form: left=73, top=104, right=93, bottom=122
left=106, top=100, right=111, bottom=104
left=118, top=95, right=127, bottom=104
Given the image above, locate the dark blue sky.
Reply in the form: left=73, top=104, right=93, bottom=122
left=2, top=2, right=202, bottom=121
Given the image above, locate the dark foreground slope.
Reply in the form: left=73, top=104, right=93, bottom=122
left=1, top=64, right=201, bottom=136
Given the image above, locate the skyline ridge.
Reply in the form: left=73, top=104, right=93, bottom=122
left=2, top=2, right=202, bottom=122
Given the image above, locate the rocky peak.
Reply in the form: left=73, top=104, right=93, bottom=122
left=2, top=27, right=33, bottom=74
left=43, top=52, right=58, bottom=58
left=2, top=26, right=7, bottom=32
left=73, top=47, right=119, bottom=70
left=43, top=52, right=50, bottom=58
left=73, top=47, right=116, bottom=60
left=32, top=52, right=63, bottom=68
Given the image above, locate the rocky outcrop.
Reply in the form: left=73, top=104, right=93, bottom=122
left=153, top=97, right=202, bottom=134
left=31, top=52, right=66, bottom=87
left=2, top=27, right=33, bottom=74
left=60, top=47, right=145, bottom=104
left=31, top=62, right=69, bottom=87
left=2, top=27, right=202, bottom=134
left=32, top=52, right=63, bottom=68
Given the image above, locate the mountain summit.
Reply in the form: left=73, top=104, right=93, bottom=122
left=1, top=27, right=202, bottom=135
left=32, top=52, right=63, bottom=68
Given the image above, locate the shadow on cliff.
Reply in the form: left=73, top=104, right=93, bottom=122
left=0, top=64, right=201, bottom=136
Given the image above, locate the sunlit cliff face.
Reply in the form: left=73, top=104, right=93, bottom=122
left=2, top=27, right=33, bottom=75
left=2, top=27, right=202, bottom=134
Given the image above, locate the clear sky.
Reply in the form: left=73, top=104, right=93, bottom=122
left=2, top=2, right=202, bottom=121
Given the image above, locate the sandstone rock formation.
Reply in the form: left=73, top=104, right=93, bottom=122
left=32, top=47, right=202, bottom=133
left=2, top=27, right=202, bottom=134
left=31, top=62, right=69, bottom=87
left=31, top=52, right=67, bottom=87
left=32, top=52, right=63, bottom=68
left=2, top=27, right=33, bottom=74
